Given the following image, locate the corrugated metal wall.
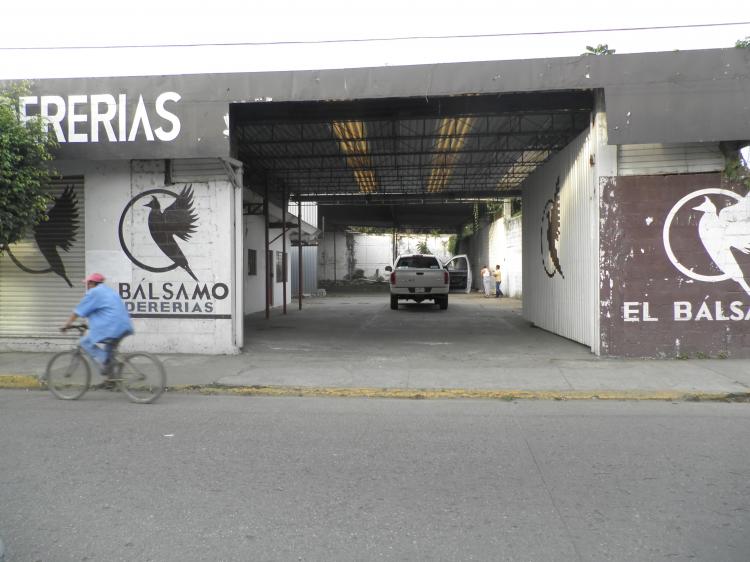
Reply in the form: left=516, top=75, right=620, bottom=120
left=172, top=158, right=230, bottom=182
left=522, top=129, right=596, bottom=348
left=0, top=178, right=86, bottom=338
left=288, top=202, right=318, bottom=228
left=618, top=143, right=724, bottom=176
left=290, top=246, right=318, bottom=294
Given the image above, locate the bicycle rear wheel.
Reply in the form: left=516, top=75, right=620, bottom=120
left=45, top=350, right=91, bottom=400
left=118, top=353, right=166, bottom=404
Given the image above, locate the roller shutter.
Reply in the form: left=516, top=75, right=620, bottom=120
left=0, top=177, right=85, bottom=338
left=618, top=143, right=724, bottom=176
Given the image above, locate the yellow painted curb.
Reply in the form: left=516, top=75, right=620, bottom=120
left=0, top=375, right=42, bottom=389
left=3, top=377, right=747, bottom=402
left=169, top=385, right=749, bottom=402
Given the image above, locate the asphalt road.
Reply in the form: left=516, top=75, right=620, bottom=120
left=1, top=391, right=750, bottom=561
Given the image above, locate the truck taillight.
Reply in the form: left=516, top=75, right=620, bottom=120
left=444, top=270, right=449, bottom=284
left=390, top=272, right=396, bottom=284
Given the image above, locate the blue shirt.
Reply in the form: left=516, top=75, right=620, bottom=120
left=75, top=284, right=134, bottom=343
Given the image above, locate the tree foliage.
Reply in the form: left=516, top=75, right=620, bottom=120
left=0, top=82, right=57, bottom=248
left=736, top=37, right=750, bottom=49
left=583, top=44, right=616, bottom=56
left=724, top=148, right=750, bottom=190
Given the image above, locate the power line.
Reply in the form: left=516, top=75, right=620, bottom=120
left=1, top=21, right=749, bottom=51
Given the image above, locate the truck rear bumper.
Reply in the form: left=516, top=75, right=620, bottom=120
left=391, top=287, right=449, bottom=297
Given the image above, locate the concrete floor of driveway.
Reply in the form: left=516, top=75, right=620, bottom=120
left=234, top=292, right=593, bottom=390
left=221, top=292, right=749, bottom=397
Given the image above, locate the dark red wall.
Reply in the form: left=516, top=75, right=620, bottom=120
left=600, top=173, right=750, bottom=357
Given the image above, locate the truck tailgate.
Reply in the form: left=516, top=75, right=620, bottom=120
left=392, top=269, right=446, bottom=288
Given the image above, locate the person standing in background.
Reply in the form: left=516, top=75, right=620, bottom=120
left=481, top=265, right=492, bottom=297
left=494, top=265, right=503, bottom=297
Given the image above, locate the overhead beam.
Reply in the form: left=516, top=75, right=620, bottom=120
left=230, top=91, right=593, bottom=123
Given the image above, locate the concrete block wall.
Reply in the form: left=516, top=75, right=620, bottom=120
left=52, top=158, right=238, bottom=355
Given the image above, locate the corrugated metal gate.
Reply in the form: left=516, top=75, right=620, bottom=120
left=0, top=177, right=85, bottom=338
left=290, top=246, right=318, bottom=295
left=522, top=129, right=596, bottom=348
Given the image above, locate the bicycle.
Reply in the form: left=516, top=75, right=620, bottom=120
left=44, top=325, right=166, bottom=404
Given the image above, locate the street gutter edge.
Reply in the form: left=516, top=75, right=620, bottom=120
left=2, top=375, right=748, bottom=402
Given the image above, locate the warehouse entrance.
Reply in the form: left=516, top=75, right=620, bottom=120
left=230, top=90, right=596, bottom=348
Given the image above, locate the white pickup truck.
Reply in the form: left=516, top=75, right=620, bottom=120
left=385, top=254, right=450, bottom=310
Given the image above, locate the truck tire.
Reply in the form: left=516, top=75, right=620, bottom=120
left=439, top=296, right=448, bottom=310
left=390, top=295, right=399, bottom=310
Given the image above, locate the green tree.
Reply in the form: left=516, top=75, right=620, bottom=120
left=724, top=146, right=750, bottom=190
left=583, top=44, right=616, bottom=56
left=736, top=37, right=750, bottom=49
left=0, top=83, right=57, bottom=249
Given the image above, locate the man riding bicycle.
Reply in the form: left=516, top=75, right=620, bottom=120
left=62, top=273, right=134, bottom=375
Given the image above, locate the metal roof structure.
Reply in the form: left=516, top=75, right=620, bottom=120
left=232, top=91, right=593, bottom=229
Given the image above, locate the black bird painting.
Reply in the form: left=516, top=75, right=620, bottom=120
left=144, top=185, right=199, bottom=281
left=33, top=185, right=79, bottom=287
left=541, top=176, right=564, bottom=279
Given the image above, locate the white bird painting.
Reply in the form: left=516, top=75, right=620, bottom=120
left=693, top=194, right=750, bottom=295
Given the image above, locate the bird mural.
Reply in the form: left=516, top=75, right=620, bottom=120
left=4, top=186, right=79, bottom=287
left=541, top=176, right=564, bottom=278
left=692, top=194, right=750, bottom=295
left=144, top=185, right=199, bottom=281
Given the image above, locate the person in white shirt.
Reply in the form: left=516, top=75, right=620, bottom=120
left=480, top=265, right=492, bottom=298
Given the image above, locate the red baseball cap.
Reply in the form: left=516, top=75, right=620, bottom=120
left=84, top=273, right=105, bottom=283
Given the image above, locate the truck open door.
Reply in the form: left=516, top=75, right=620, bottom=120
left=444, top=254, right=471, bottom=293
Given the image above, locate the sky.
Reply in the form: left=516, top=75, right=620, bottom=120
left=1, top=0, right=749, bottom=79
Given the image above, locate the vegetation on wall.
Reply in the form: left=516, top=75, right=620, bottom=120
left=0, top=82, right=58, bottom=249
left=724, top=147, right=750, bottom=190
left=582, top=44, right=616, bottom=56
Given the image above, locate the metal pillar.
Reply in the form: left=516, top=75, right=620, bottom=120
left=282, top=186, right=287, bottom=315
left=298, top=196, right=303, bottom=310
left=392, top=227, right=397, bottom=263
left=264, top=179, right=270, bottom=320
left=333, top=229, right=337, bottom=283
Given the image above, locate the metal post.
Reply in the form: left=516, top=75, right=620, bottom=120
left=264, top=179, right=270, bottom=320
left=392, top=227, right=397, bottom=263
left=333, top=228, right=337, bottom=283
left=282, top=186, right=287, bottom=315
left=298, top=196, right=303, bottom=310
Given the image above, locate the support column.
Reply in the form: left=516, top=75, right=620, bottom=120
left=264, top=179, right=270, bottom=320
left=591, top=89, right=618, bottom=355
left=333, top=229, right=337, bottom=283
left=392, top=227, right=397, bottom=263
left=282, top=186, right=287, bottom=315
left=298, top=196, right=303, bottom=310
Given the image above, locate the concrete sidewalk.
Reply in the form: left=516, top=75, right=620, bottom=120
left=2, top=294, right=750, bottom=401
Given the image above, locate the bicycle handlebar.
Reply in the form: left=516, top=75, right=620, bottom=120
left=61, top=324, right=87, bottom=334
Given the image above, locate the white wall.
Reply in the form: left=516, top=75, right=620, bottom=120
left=459, top=209, right=522, bottom=297
left=488, top=210, right=522, bottom=298
left=318, top=232, right=453, bottom=281
left=243, top=214, right=291, bottom=314
left=49, top=158, right=239, bottom=355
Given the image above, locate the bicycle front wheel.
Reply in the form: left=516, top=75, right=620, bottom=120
left=45, top=350, right=91, bottom=400
left=119, top=353, right=166, bottom=404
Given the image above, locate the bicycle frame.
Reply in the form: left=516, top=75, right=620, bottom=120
left=46, top=324, right=166, bottom=403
